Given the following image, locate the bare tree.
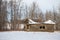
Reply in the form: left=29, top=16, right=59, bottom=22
left=0, top=0, right=2, bottom=30
left=16, top=0, right=23, bottom=30
left=8, top=0, right=14, bottom=30
left=45, top=10, right=54, bottom=21
left=29, top=2, right=43, bottom=22
left=0, top=0, right=2, bottom=12
left=38, top=11, right=44, bottom=22
left=8, top=0, right=23, bottom=30
left=0, top=0, right=8, bottom=30
left=56, top=5, right=60, bottom=30
left=29, top=2, right=35, bottom=19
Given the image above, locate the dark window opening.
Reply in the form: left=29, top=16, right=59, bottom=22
left=43, top=26, right=45, bottom=29
left=40, top=26, right=42, bottom=29
left=40, top=26, right=45, bottom=29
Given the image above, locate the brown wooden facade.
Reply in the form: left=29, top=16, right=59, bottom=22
left=24, top=24, right=55, bottom=32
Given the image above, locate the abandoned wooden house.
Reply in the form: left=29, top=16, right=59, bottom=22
left=24, top=19, right=56, bottom=32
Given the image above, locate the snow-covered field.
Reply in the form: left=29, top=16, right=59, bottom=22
left=0, top=31, right=60, bottom=40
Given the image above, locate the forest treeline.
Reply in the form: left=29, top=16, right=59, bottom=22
left=0, top=0, right=60, bottom=31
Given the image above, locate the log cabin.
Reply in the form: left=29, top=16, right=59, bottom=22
left=24, top=19, right=56, bottom=32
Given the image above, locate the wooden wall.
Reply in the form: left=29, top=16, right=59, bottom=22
left=24, top=24, right=55, bottom=32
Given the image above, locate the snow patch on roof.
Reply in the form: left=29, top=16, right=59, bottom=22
left=28, top=19, right=39, bottom=24
left=44, top=20, right=55, bottom=24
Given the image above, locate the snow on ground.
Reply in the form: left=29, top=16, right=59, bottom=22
left=0, top=31, right=60, bottom=40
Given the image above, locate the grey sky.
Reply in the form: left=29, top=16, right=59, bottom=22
left=6, top=0, right=60, bottom=12
left=23, top=0, right=60, bottom=12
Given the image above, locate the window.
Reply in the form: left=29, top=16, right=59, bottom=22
left=40, top=26, right=42, bottom=29
left=40, top=26, right=45, bottom=29
left=43, top=26, right=45, bottom=29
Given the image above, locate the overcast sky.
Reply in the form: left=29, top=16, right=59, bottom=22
left=6, top=0, right=60, bottom=13
left=23, top=0, right=60, bottom=12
